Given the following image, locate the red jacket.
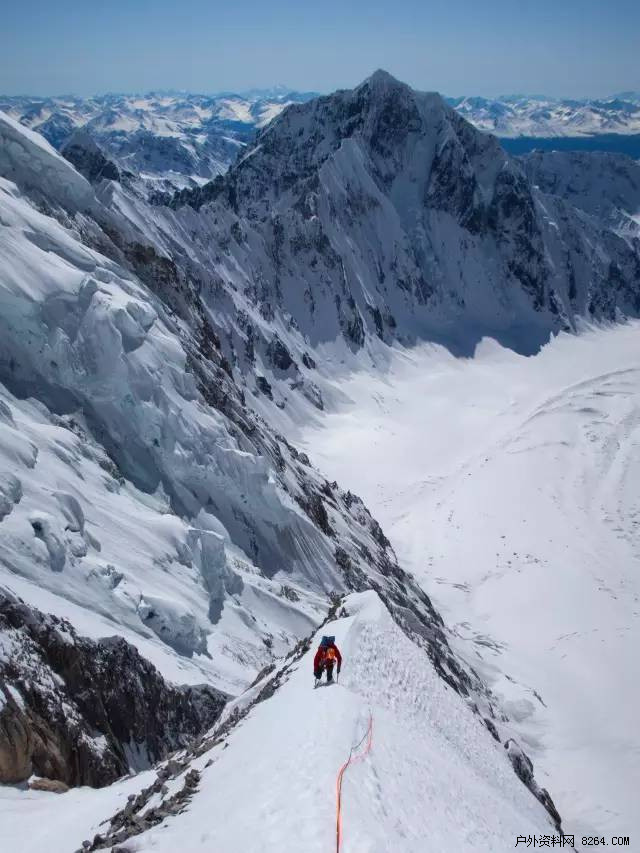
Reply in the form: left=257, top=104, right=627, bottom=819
left=314, top=643, right=342, bottom=670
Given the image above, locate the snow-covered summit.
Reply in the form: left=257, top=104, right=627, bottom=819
left=4, top=83, right=640, bottom=197
left=162, top=71, right=640, bottom=362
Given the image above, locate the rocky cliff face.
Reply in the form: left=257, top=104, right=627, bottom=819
left=0, top=590, right=227, bottom=787
left=157, top=70, right=640, bottom=361
left=520, top=149, right=640, bottom=240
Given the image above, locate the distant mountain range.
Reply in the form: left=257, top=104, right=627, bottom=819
left=1, top=88, right=639, bottom=192
left=446, top=92, right=640, bottom=137
left=0, top=90, right=315, bottom=190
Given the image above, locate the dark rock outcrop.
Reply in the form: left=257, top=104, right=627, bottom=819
left=62, top=131, right=121, bottom=184
left=505, top=739, right=562, bottom=832
left=266, top=335, right=295, bottom=372
left=0, top=590, right=227, bottom=787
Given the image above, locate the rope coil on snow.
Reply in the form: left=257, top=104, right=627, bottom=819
left=335, top=713, right=373, bottom=853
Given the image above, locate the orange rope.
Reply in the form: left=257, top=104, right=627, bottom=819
left=335, top=714, right=373, bottom=853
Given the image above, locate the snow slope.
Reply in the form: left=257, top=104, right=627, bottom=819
left=28, top=592, right=554, bottom=853
left=2, top=77, right=637, bottom=849
left=0, top=767, right=158, bottom=853
left=300, top=322, right=640, bottom=843
left=0, top=120, right=338, bottom=695
left=0, top=111, right=93, bottom=209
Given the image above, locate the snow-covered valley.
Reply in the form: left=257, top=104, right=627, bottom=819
left=300, top=323, right=640, bottom=843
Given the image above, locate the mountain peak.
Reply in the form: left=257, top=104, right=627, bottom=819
left=360, top=69, right=408, bottom=93
left=367, top=68, right=400, bottom=84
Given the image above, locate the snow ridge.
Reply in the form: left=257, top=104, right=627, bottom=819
left=68, top=593, right=559, bottom=853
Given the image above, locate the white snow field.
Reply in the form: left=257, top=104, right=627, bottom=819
left=0, top=769, right=158, bottom=853
left=8, top=591, right=552, bottom=853
left=300, top=322, right=640, bottom=845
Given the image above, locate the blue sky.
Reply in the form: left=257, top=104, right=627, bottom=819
left=1, top=0, right=638, bottom=97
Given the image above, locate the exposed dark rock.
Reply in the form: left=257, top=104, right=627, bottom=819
left=154, top=72, right=640, bottom=363
left=0, top=590, right=227, bottom=787
left=28, top=776, right=69, bottom=793
left=266, top=335, right=295, bottom=371
left=62, top=132, right=121, bottom=184
left=256, top=375, right=273, bottom=399
left=483, top=717, right=500, bottom=742
left=279, top=584, right=300, bottom=602
left=296, top=490, right=333, bottom=536
left=505, top=739, right=562, bottom=831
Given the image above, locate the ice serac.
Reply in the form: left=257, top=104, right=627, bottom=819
left=163, top=71, right=640, bottom=358
left=0, top=111, right=93, bottom=211
left=3, top=75, right=637, bottom=841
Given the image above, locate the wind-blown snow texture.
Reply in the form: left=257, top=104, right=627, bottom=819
left=1, top=70, right=639, bottom=851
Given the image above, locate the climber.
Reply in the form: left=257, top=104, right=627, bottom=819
left=313, top=635, right=342, bottom=685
